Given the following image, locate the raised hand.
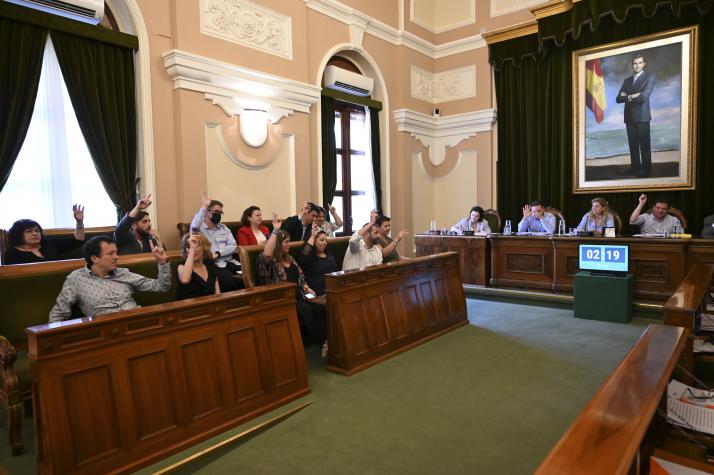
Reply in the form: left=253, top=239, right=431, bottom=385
left=272, top=212, right=282, bottom=230
left=522, top=204, right=531, bottom=219
left=136, top=194, right=152, bottom=210
left=187, top=234, right=199, bottom=251
left=397, top=229, right=409, bottom=241
left=329, top=203, right=336, bottom=213
left=72, top=204, right=84, bottom=222
left=150, top=240, right=168, bottom=264
left=370, top=209, right=379, bottom=223
left=201, top=191, right=211, bottom=209
left=149, top=228, right=162, bottom=241
left=311, top=224, right=319, bottom=237
left=638, top=193, right=647, bottom=205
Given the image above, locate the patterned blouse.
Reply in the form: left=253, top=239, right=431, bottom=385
left=256, top=253, right=309, bottom=300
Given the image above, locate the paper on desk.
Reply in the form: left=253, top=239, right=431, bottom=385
left=668, top=380, right=714, bottom=435
left=633, top=233, right=667, bottom=238
left=515, top=232, right=550, bottom=236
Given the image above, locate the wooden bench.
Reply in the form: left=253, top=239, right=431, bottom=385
left=534, top=324, right=687, bottom=475
left=26, top=282, right=308, bottom=474
left=0, top=226, right=116, bottom=265
left=663, top=262, right=714, bottom=384
left=237, top=236, right=350, bottom=288
left=0, top=252, right=182, bottom=455
left=325, top=252, right=468, bottom=375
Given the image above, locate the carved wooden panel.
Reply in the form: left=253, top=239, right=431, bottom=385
left=226, top=327, right=265, bottom=403
left=62, top=365, right=120, bottom=465
left=27, top=283, right=309, bottom=474
left=128, top=350, right=178, bottom=441
left=633, top=260, right=668, bottom=283
left=414, top=235, right=490, bottom=286
left=326, top=253, right=467, bottom=375
left=180, top=337, right=225, bottom=420
left=506, top=253, right=544, bottom=273
left=566, top=256, right=580, bottom=276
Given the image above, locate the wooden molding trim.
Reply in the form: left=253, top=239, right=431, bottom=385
left=483, top=20, right=538, bottom=45
left=530, top=0, right=575, bottom=20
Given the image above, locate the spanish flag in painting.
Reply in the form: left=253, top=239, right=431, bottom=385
left=585, top=59, right=606, bottom=123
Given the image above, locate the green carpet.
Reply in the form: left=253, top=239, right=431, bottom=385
left=0, top=298, right=653, bottom=474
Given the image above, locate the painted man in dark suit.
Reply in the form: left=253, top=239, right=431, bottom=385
left=615, top=54, right=656, bottom=178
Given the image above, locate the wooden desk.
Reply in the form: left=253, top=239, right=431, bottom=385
left=414, top=234, right=490, bottom=286
left=26, top=283, right=308, bottom=474
left=490, top=235, right=695, bottom=301
left=325, top=252, right=468, bottom=375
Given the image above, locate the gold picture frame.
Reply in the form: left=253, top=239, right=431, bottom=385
left=572, top=26, right=698, bottom=193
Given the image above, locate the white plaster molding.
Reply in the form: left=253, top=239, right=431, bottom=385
left=409, top=0, right=475, bottom=34
left=199, top=0, right=293, bottom=59
left=205, top=122, right=286, bottom=169
left=490, top=0, right=544, bottom=18
left=303, top=0, right=486, bottom=59
left=411, top=65, right=475, bottom=104
left=163, top=49, right=320, bottom=122
left=394, top=108, right=496, bottom=166
left=349, top=23, right=366, bottom=51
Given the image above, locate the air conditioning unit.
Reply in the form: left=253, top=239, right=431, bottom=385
left=324, top=65, right=374, bottom=97
left=5, top=0, right=104, bottom=24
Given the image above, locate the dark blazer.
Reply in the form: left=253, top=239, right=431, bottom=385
left=615, top=71, right=655, bottom=123
left=282, top=215, right=310, bottom=242
left=114, top=213, right=155, bottom=255
left=236, top=225, right=269, bottom=245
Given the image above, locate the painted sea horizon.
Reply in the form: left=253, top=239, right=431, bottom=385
left=585, top=123, right=680, bottom=159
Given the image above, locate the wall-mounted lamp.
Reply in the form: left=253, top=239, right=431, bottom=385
left=239, top=108, right=269, bottom=148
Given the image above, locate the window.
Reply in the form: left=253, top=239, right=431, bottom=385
left=0, top=37, right=117, bottom=229
left=332, top=102, right=376, bottom=235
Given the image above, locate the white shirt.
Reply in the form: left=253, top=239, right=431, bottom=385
left=342, top=231, right=383, bottom=271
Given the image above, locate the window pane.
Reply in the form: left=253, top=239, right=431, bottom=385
left=334, top=111, right=342, bottom=149
left=349, top=109, right=367, bottom=152
left=0, top=37, right=117, bottom=229
left=335, top=153, right=342, bottom=190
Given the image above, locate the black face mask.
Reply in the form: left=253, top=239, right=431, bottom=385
left=210, top=212, right=222, bottom=225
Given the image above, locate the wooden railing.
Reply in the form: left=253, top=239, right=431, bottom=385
left=26, top=283, right=308, bottom=474
left=534, top=324, right=687, bottom=475
left=325, top=252, right=468, bottom=375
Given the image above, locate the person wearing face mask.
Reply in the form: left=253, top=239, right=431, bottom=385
left=189, top=191, right=242, bottom=291
left=115, top=194, right=162, bottom=255
left=4, top=204, right=85, bottom=265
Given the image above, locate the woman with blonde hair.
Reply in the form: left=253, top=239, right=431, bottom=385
left=177, top=232, right=221, bottom=300
left=577, top=198, right=614, bottom=236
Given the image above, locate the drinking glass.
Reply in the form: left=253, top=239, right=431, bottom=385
left=430, top=220, right=436, bottom=232
left=503, top=220, right=512, bottom=235
left=558, top=220, right=566, bottom=236
left=569, top=227, right=576, bottom=236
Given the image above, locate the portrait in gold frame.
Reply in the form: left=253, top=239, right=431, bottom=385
left=572, top=26, right=698, bottom=193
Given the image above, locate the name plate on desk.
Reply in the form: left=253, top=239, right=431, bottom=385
left=579, top=244, right=628, bottom=272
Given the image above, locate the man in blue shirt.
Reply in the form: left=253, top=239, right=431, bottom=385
left=517, top=200, right=556, bottom=234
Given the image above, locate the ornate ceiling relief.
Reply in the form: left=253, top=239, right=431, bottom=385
left=411, top=66, right=476, bottom=104
left=200, top=0, right=293, bottom=59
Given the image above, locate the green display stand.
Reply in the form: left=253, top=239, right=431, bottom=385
left=573, top=271, right=633, bottom=323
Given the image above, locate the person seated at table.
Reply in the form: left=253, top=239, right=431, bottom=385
left=115, top=194, right=161, bottom=255
left=517, top=201, right=556, bottom=234
left=702, top=213, right=714, bottom=238
left=4, top=204, right=85, bottom=265
left=298, top=226, right=338, bottom=296
left=48, top=235, right=171, bottom=323
left=257, top=214, right=325, bottom=348
left=190, top=191, right=242, bottom=291
left=315, top=204, right=343, bottom=237
left=342, top=210, right=383, bottom=271
left=374, top=215, right=408, bottom=263
left=629, top=194, right=682, bottom=234
left=283, top=201, right=320, bottom=242
left=177, top=233, right=221, bottom=300
left=236, top=205, right=269, bottom=246
left=577, top=198, right=614, bottom=236
left=450, top=206, right=492, bottom=234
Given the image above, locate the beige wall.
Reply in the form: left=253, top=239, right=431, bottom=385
left=132, top=0, right=532, bottom=252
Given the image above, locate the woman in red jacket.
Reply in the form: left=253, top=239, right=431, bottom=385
left=236, top=205, right=270, bottom=245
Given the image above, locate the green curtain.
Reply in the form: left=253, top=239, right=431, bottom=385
left=491, top=1, right=714, bottom=233
left=51, top=30, right=137, bottom=216
left=321, top=95, right=337, bottom=213
left=369, top=106, right=382, bottom=213
left=0, top=18, right=47, bottom=191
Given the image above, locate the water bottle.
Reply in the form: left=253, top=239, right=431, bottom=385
left=558, top=220, right=565, bottom=236
left=503, top=219, right=511, bottom=235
